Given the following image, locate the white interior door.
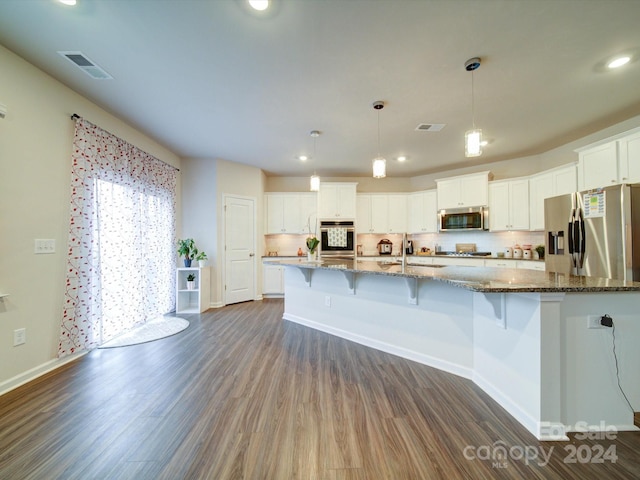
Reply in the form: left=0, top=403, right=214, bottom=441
left=224, top=195, right=256, bottom=305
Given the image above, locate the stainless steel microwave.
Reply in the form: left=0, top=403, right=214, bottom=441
left=439, top=206, right=488, bottom=231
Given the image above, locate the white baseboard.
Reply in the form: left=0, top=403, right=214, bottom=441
left=0, top=351, right=87, bottom=397
left=209, top=301, right=225, bottom=309
left=472, top=370, right=548, bottom=439
left=283, top=312, right=472, bottom=380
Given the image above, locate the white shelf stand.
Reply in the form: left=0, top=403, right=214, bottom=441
left=176, top=267, right=210, bottom=314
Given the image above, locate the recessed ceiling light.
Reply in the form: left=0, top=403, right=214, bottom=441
left=58, top=0, right=77, bottom=5
left=397, top=156, right=407, bottom=162
left=297, top=155, right=308, bottom=162
left=249, top=0, right=269, bottom=11
left=607, top=56, right=631, bottom=69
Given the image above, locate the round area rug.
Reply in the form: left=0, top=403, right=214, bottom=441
left=98, top=316, right=189, bottom=348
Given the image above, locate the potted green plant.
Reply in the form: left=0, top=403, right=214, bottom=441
left=535, top=244, right=545, bottom=260
left=305, top=214, right=319, bottom=261
left=177, top=238, right=196, bottom=267
left=186, top=273, right=196, bottom=290
left=195, top=250, right=208, bottom=267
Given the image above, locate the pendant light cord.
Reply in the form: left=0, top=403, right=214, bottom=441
left=313, top=134, right=317, bottom=176
left=471, top=70, right=476, bottom=130
left=377, top=109, right=381, bottom=157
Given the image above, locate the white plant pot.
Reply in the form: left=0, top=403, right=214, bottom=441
left=187, top=281, right=195, bottom=290
left=198, top=260, right=207, bottom=267
left=307, top=251, right=317, bottom=262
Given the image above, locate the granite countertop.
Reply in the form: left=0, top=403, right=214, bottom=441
left=264, top=254, right=544, bottom=263
left=264, top=257, right=640, bottom=293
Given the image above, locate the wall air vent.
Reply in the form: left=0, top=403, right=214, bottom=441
left=415, top=123, right=445, bottom=132
left=57, top=51, right=113, bottom=79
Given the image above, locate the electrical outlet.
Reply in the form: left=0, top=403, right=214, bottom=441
left=13, top=328, right=26, bottom=346
left=325, top=295, right=331, bottom=307
left=587, top=315, right=606, bottom=329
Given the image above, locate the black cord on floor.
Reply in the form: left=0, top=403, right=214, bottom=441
left=609, top=318, right=635, bottom=414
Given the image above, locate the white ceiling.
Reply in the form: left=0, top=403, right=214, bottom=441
left=1, top=0, right=640, bottom=177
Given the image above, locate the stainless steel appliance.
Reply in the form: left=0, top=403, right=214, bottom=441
left=544, top=184, right=640, bottom=280
left=439, top=206, right=488, bottom=231
left=377, top=238, right=393, bottom=255
left=320, top=220, right=355, bottom=258
left=405, top=239, right=414, bottom=255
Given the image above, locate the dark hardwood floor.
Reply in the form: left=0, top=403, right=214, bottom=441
left=1, top=299, right=639, bottom=479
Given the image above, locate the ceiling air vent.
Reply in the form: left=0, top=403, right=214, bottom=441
left=57, top=51, right=113, bottom=79
left=415, top=123, right=445, bottom=132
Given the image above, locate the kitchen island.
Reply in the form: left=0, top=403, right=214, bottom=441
left=265, top=257, right=640, bottom=440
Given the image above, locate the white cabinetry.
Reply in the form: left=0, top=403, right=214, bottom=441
left=577, top=141, right=618, bottom=190
left=263, top=264, right=285, bottom=295
left=265, top=193, right=316, bottom=234
left=516, top=260, right=546, bottom=271
left=408, top=256, right=434, bottom=265
left=436, top=171, right=490, bottom=209
left=576, top=128, right=640, bottom=190
left=432, top=256, right=479, bottom=267
left=176, top=267, right=210, bottom=313
left=407, top=190, right=438, bottom=233
left=528, top=164, right=576, bottom=231
left=356, top=194, right=407, bottom=233
left=618, top=130, right=640, bottom=184
left=318, top=182, right=357, bottom=219
left=356, top=195, right=388, bottom=233
left=489, top=178, right=529, bottom=231
left=387, top=194, right=407, bottom=233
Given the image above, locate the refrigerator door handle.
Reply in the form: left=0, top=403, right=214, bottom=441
left=578, top=209, right=586, bottom=268
left=568, top=219, right=575, bottom=256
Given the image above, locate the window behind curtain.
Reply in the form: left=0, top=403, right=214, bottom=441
left=59, top=118, right=176, bottom=357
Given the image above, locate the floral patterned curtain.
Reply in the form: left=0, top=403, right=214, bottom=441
left=58, top=118, right=177, bottom=357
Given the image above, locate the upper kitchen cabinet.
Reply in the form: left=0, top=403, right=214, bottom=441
left=318, top=182, right=357, bottom=219
left=528, top=164, right=576, bottom=231
left=489, top=178, right=529, bottom=231
left=576, top=127, right=640, bottom=190
left=265, top=192, right=316, bottom=234
left=576, top=141, right=618, bottom=190
left=407, top=190, right=438, bottom=233
left=357, top=194, right=388, bottom=233
left=618, top=129, right=640, bottom=184
left=387, top=194, right=408, bottom=233
left=436, top=171, right=491, bottom=209
left=356, top=194, right=407, bottom=233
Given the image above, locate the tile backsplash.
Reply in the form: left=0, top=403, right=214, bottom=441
left=264, top=231, right=545, bottom=257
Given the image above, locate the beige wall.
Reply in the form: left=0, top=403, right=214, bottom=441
left=215, top=159, right=266, bottom=305
left=181, top=157, right=266, bottom=307
left=0, top=45, right=181, bottom=390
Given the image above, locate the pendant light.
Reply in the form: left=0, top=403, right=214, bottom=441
left=309, top=130, right=321, bottom=192
left=372, top=101, right=386, bottom=178
left=464, top=57, right=482, bottom=158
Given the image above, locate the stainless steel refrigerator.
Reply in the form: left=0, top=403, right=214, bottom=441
left=544, top=184, right=640, bottom=280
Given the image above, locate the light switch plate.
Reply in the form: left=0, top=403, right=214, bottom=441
left=34, top=239, right=56, bottom=254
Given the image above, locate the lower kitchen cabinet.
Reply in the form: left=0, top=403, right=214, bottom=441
left=516, top=260, right=546, bottom=271
left=263, top=264, right=285, bottom=295
left=176, top=267, right=210, bottom=313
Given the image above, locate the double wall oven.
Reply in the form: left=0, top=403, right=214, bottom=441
left=319, top=221, right=355, bottom=258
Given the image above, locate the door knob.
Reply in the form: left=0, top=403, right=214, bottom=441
left=249, top=253, right=255, bottom=257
